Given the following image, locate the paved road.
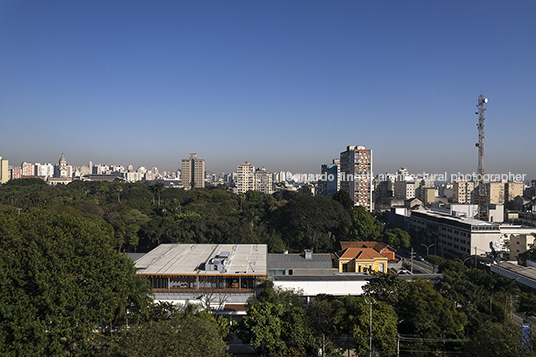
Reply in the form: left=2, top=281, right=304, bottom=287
left=398, top=255, right=437, bottom=274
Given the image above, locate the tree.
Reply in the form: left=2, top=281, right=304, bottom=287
left=239, top=281, right=317, bottom=356
left=519, top=292, right=536, bottom=320
left=332, top=189, right=354, bottom=212
left=331, top=296, right=397, bottom=356
left=398, top=279, right=467, bottom=339
left=150, top=181, right=165, bottom=206
left=350, top=205, right=383, bottom=241
left=363, top=271, right=410, bottom=308
left=464, top=320, right=534, bottom=357
left=271, top=195, right=351, bottom=252
left=97, top=316, right=229, bottom=357
left=307, top=298, right=335, bottom=355
left=0, top=209, right=145, bottom=356
left=238, top=302, right=285, bottom=356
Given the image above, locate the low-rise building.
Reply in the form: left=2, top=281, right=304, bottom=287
left=134, top=244, right=267, bottom=311
left=333, top=247, right=389, bottom=273
left=408, top=210, right=502, bottom=257
left=267, top=249, right=334, bottom=277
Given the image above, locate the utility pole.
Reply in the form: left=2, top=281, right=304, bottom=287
left=396, top=334, right=400, bottom=357
left=410, top=247, right=415, bottom=274
left=364, top=297, right=376, bottom=357
left=474, top=246, right=478, bottom=268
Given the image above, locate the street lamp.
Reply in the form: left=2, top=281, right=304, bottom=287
left=421, top=243, right=435, bottom=257
left=456, top=256, right=472, bottom=267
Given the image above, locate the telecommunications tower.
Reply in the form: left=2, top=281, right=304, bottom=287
left=475, top=94, right=489, bottom=221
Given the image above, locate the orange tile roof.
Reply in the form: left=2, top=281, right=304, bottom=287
left=339, top=241, right=394, bottom=252
left=336, top=248, right=388, bottom=260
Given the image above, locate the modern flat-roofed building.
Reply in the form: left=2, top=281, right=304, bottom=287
left=408, top=210, right=501, bottom=257
left=267, top=249, right=334, bottom=277
left=135, top=244, right=267, bottom=310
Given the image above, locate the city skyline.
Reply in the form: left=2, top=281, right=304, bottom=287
left=1, top=1, right=535, bottom=178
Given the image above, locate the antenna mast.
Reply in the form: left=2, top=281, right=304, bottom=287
left=475, top=94, right=488, bottom=221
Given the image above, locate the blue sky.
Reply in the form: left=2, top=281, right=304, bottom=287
left=1, top=1, right=535, bottom=178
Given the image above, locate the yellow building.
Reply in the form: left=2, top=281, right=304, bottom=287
left=333, top=247, right=388, bottom=273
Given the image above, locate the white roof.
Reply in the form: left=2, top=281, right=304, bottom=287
left=135, top=244, right=267, bottom=276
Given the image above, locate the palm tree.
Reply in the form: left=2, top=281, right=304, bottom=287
left=151, top=182, right=165, bottom=206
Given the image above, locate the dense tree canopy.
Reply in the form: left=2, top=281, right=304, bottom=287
left=0, top=208, right=148, bottom=356
left=1, top=179, right=396, bottom=254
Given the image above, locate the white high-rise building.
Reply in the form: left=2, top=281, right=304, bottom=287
left=0, top=156, right=9, bottom=183
left=255, top=167, right=273, bottom=194
left=35, top=163, right=54, bottom=178
left=237, top=162, right=255, bottom=193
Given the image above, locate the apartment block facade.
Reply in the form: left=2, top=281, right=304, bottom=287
left=236, top=162, right=255, bottom=193
left=181, top=153, right=205, bottom=189
left=340, top=146, right=372, bottom=211
left=453, top=180, right=474, bottom=204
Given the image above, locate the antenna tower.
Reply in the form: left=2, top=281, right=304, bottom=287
left=475, top=94, right=488, bottom=221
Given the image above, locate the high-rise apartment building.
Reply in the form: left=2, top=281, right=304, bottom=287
left=0, top=156, right=9, bottom=184
left=394, top=180, right=416, bottom=199
left=319, top=159, right=340, bottom=197
left=236, top=162, right=255, bottom=193
left=505, top=181, right=524, bottom=202
left=10, top=167, right=22, bottom=180
left=453, top=180, right=474, bottom=204
left=255, top=167, right=273, bottom=194
left=488, top=181, right=505, bottom=205
left=181, top=153, right=205, bottom=189
left=21, top=162, right=35, bottom=177
left=35, top=163, right=54, bottom=178
left=340, top=145, right=372, bottom=211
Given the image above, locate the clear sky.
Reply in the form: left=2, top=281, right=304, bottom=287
left=1, top=1, right=535, bottom=179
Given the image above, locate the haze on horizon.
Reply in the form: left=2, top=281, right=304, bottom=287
left=1, top=1, right=535, bottom=179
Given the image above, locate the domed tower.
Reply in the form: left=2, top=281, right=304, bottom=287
left=58, top=153, right=68, bottom=177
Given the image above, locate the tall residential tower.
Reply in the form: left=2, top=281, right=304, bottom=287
left=181, top=153, right=205, bottom=189
left=340, top=145, right=373, bottom=211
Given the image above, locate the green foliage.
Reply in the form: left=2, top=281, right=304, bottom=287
left=398, top=279, right=467, bottom=339
left=97, top=316, right=229, bottom=357
left=463, top=320, right=534, bottom=357
left=363, top=271, right=410, bottom=308
left=238, top=281, right=317, bottom=357
left=272, top=195, right=351, bottom=252
left=0, top=209, right=144, bottom=356
left=381, top=228, right=411, bottom=249
left=332, top=296, right=397, bottom=355
left=238, top=302, right=285, bottom=356
left=519, top=292, right=536, bottom=319
left=332, top=190, right=353, bottom=212
left=426, top=254, right=446, bottom=266
left=350, top=205, right=383, bottom=241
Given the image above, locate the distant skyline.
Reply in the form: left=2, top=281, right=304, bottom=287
left=1, top=1, right=535, bottom=178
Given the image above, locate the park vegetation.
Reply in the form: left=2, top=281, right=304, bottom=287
left=1, top=179, right=535, bottom=356
left=0, top=178, right=409, bottom=253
